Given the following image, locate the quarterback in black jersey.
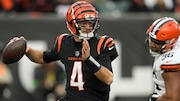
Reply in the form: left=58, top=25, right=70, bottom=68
left=10, top=1, right=118, bottom=101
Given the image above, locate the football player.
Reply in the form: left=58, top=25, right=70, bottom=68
left=146, top=17, right=180, bottom=101
left=11, top=1, right=118, bottom=101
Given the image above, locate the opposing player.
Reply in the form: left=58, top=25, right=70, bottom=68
left=145, top=17, right=180, bottom=101
left=10, top=1, right=118, bottom=101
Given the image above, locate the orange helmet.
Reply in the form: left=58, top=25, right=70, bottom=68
left=146, top=17, right=180, bottom=56
left=66, top=1, right=99, bottom=40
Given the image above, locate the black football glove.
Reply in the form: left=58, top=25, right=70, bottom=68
left=148, top=93, right=159, bottom=101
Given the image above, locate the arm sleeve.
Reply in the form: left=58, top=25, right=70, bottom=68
left=43, top=37, right=60, bottom=63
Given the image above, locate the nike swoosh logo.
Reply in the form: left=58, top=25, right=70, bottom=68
left=108, top=46, right=114, bottom=50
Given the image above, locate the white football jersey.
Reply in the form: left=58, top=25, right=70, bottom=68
left=152, top=42, right=180, bottom=96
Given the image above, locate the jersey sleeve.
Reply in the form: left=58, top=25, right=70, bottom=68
left=96, top=35, right=118, bottom=71
left=97, top=35, right=118, bottom=61
left=161, top=64, right=180, bottom=71
left=160, top=49, right=180, bottom=71
left=43, top=34, right=68, bottom=63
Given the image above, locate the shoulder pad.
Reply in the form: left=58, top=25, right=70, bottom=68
left=97, top=35, right=115, bottom=55
left=56, top=34, right=68, bottom=52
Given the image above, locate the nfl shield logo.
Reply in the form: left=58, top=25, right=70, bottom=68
left=75, top=51, right=80, bottom=57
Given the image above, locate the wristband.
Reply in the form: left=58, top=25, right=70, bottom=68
left=84, top=56, right=101, bottom=73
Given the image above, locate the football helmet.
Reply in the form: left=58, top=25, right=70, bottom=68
left=145, top=17, right=180, bottom=57
left=66, top=1, right=99, bottom=40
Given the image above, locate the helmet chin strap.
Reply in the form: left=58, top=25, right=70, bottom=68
left=77, top=30, right=95, bottom=40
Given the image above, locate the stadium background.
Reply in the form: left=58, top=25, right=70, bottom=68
left=0, top=12, right=180, bottom=101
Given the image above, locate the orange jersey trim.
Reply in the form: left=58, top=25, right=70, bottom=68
left=161, top=64, right=180, bottom=71
left=97, top=36, right=115, bottom=55
left=57, top=34, right=68, bottom=52
left=104, top=38, right=112, bottom=49
left=108, top=41, right=115, bottom=47
left=97, top=36, right=106, bottom=55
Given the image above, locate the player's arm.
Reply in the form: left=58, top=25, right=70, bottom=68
left=157, top=64, right=180, bottom=101
left=9, top=36, right=46, bottom=64
left=84, top=55, right=113, bottom=85
left=82, top=39, right=113, bottom=85
left=94, top=65, right=113, bottom=85
left=25, top=45, right=45, bottom=64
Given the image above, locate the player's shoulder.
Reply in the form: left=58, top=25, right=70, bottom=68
left=96, top=35, right=116, bottom=55
left=57, top=33, right=71, bottom=40
left=161, top=49, right=180, bottom=63
left=160, top=49, right=180, bottom=71
left=97, top=35, right=114, bottom=40
left=168, top=47, right=180, bottom=58
left=99, top=35, right=115, bottom=47
left=56, top=33, right=73, bottom=43
left=55, top=33, right=72, bottom=52
left=97, top=35, right=115, bottom=44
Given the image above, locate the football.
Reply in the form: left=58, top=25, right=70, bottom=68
left=2, top=39, right=26, bottom=64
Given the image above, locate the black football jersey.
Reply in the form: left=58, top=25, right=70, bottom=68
left=43, top=34, right=118, bottom=101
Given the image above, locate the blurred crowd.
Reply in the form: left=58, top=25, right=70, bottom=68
left=0, top=0, right=179, bottom=18
left=128, top=0, right=178, bottom=12
left=32, top=61, right=66, bottom=101
left=0, top=42, right=13, bottom=101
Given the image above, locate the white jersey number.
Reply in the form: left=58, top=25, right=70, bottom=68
left=70, top=61, right=85, bottom=91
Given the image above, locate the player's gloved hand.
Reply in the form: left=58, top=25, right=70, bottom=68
left=148, top=93, right=159, bottom=101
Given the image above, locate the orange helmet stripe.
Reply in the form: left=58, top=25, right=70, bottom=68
left=72, top=2, right=97, bottom=20
left=66, top=1, right=99, bottom=36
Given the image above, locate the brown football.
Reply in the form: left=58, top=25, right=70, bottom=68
left=2, top=39, right=26, bottom=64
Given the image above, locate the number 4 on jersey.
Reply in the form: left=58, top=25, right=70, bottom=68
left=70, top=61, right=85, bottom=91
